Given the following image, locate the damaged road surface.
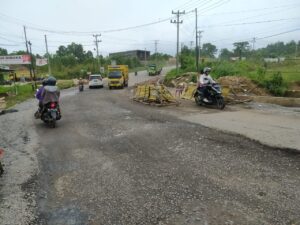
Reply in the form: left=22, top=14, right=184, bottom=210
left=1, top=85, right=300, bottom=225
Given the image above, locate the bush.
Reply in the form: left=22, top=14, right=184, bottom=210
left=191, top=74, right=197, bottom=83
left=212, top=61, right=238, bottom=78
left=263, top=72, right=287, bottom=96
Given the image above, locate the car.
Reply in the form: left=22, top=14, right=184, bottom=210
left=88, top=74, right=104, bottom=88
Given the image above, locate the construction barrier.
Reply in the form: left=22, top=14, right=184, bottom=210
left=181, top=84, right=197, bottom=100
left=133, top=84, right=179, bottom=106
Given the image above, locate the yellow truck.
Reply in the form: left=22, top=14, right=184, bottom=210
left=107, top=65, right=129, bottom=89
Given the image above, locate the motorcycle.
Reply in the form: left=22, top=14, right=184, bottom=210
left=79, top=83, right=84, bottom=92
left=35, top=102, right=61, bottom=128
left=194, top=83, right=225, bottom=110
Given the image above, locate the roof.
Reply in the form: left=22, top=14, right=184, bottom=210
left=0, top=65, right=14, bottom=72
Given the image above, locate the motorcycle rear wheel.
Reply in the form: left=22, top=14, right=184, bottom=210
left=194, top=94, right=202, bottom=106
left=216, top=97, right=225, bottom=110
left=50, top=120, right=56, bottom=128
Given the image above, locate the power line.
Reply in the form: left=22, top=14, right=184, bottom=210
left=201, top=17, right=300, bottom=29
left=187, top=0, right=230, bottom=14
left=0, top=43, right=21, bottom=46
left=201, top=3, right=300, bottom=17
left=257, top=28, right=300, bottom=40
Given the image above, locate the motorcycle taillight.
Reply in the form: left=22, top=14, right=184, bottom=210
left=50, top=102, right=56, bottom=108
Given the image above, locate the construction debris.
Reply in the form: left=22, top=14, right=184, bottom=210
left=167, top=75, right=269, bottom=104
left=0, top=97, right=6, bottom=111
left=133, top=82, right=180, bottom=106
left=217, top=76, right=269, bottom=104
left=217, top=76, right=268, bottom=96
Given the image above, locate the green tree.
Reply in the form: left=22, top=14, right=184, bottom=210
left=201, top=43, right=217, bottom=58
left=233, top=41, right=250, bottom=59
left=219, top=48, right=233, bottom=60
left=180, top=46, right=194, bottom=69
left=0, top=48, right=8, bottom=56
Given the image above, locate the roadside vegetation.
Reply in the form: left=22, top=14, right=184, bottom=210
left=165, top=40, right=300, bottom=96
left=0, top=80, right=74, bottom=108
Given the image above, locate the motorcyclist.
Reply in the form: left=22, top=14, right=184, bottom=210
left=41, top=76, right=61, bottom=118
left=41, top=76, right=60, bottom=104
left=78, top=77, right=84, bottom=85
left=35, top=79, right=48, bottom=118
left=198, top=67, right=216, bottom=103
left=78, top=77, right=84, bottom=91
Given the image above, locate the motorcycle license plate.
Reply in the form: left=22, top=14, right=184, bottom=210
left=50, top=110, right=57, bottom=120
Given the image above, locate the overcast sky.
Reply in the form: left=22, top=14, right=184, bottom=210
left=1, top=0, right=300, bottom=56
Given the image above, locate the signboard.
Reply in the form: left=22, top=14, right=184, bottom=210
left=100, top=67, right=105, bottom=73
left=0, top=55, right=31, bottom=65
left=111, top=60, right=116, bottom=66
left=36, top=58, right=48, bottom=66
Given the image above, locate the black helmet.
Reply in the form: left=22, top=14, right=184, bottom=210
left=47, top=76, right=57, bottom=86
left=42, top=79, right=48, bottom=86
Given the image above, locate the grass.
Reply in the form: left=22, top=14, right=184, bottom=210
left=0, top=80, right=75, bottom=109
left=0, top=84, right=35, bottom=108
left=265, top=63, right=300, bottom=84
left=56, top=80, right=75, bottom=89
left=164, top=67, right=196, bottom=82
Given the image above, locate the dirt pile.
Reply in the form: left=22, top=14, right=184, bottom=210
left=217, top=76, right=268, bottom=96
left=216, top=76, right=271, bottom=104
left=134, top=77, right=162, bottom=86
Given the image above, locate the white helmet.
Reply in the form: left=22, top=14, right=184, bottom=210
left=203, top=67, right=211, bottom=73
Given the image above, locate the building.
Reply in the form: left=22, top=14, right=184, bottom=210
left=263, top=57, right=285, bottom=63
left=109, top=50, right=150, bottom=61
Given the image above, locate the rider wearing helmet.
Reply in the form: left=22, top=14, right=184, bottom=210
left=199, top=67, right=216, bottom=102
left=35, top=78, right=48, bottom=117
left=41, top=76, right=60, bottom=105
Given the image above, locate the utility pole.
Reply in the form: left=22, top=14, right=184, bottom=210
left=23, top=26, right=34, bottom=90
left=195, top=8, right=199, bottom=72
left=144, top=48, right=147, bottom=61
left=28, top=41, right=37, bottom=88
left=93, top=34, right=101, bottom=73
left=154, top=40, right=159, bottom=63
left=44, top=35, right=51, bottom=75
left=295, top=43, right=298, bottom=59
left=154, top=40, right=159, bottom=54
left=171, top=10, right=185, bottom=75
left=198, top=30, right=203, bottom=66
left=252, top=37, right=256, bottom=50
left=190, top=41, right=194, bottom=49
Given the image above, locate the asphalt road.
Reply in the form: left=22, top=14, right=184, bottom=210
left=1, top=68, right=299, bottom=225
left=29, top=71, right=300, bottom=225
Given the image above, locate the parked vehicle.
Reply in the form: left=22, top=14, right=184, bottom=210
left=39, top=102, right=61, bottom=128
left=107, top=65, right=129, bottom=89
left=194, top=83, right=225, bottom=110
left=89, top=74, right=103, bottom=88
left=148, top=64, right=162, bottom=76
